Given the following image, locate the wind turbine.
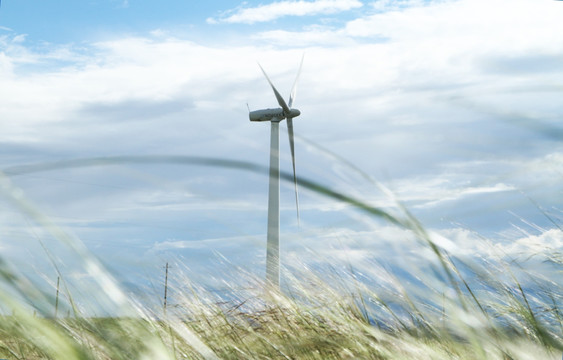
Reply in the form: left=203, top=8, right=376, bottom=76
left=249, top=56, right=304, bottom=288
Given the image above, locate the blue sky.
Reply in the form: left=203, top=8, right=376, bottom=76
left=0, top=1, right=217, bottom=41
left=0, top=1, right=365, bottom=43
left=1, top=0, right=563, bottom=313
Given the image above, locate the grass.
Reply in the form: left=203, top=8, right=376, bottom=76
left=0, top=156, right=562, bottom=359
left=0, top=270, right=560, bottom=359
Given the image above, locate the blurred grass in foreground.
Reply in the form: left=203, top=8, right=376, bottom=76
left=0, top=156, right=562, bottom=359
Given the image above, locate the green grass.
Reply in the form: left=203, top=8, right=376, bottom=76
left=0, top=272, right=560, bottom=360
left=0, top=156, right=562, bottom=359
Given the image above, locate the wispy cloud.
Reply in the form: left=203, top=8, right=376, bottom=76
left=401, top=181, right=516, bottom=209
left=207, top=0, right=363, bottom=24
left=111, top=0, right=129, bottom=9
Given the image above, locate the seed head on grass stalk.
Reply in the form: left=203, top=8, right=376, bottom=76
left=1, top=156, right=562, bottom=359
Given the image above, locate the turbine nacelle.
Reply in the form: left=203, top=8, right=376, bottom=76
left=249, top=108, right=301, bottom=122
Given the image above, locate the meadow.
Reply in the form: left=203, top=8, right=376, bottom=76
left=0, top=156, right=562, bottom=360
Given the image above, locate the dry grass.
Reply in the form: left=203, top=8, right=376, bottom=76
left=0, top=157, right=562, bottom=359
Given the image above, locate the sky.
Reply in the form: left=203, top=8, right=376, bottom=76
left=1, top=0, right=563, bottom=313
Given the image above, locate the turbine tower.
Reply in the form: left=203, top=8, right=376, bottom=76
left=249, top=57, right=304, bottom=288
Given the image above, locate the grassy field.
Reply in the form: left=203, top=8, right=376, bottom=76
left=0, top=158, right=562, bottom=359
left=1, top=240, right=561, bottom=359
left=0, top=268, right=561, bottom=360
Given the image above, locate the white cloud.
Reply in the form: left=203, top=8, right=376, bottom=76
left=441, top=227, right=563, bottom=267
left=151, top=234, right=263, bottom=252
left=505, top=228, right=563, bottom=259
left=208, top=0, right=363, bottom=24
left=1, top=0, right=563, bottom=299
left=346, top=0, right=563, bottom=47
left=369, top=0, right=428, bottom=12
left=407, top=181, right=516, bottom=209
left=253, top=27, right=354, bottom=47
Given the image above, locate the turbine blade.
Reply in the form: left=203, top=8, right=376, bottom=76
left=287, top=117, right=300, bottom=224
left=288, top=54, right=304, bottom=109
left=258, top=63, right=291, bottom=115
